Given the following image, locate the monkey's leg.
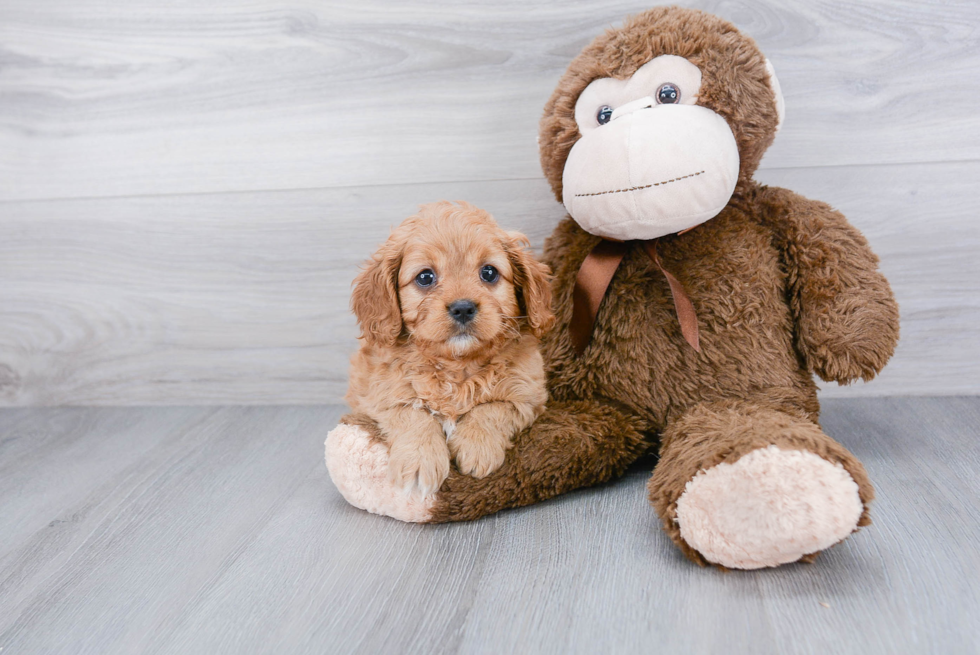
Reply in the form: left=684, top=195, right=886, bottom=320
left=647, top=399, right=874, bottom=569
left=325, top=401, right=649, bottom=523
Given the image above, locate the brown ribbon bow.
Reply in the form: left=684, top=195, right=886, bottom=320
left=570, top=239, right=700, bottom=354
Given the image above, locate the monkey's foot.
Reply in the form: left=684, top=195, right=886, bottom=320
left=674, top=445, right=863, bottom=569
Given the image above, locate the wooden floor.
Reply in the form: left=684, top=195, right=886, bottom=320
left=1, top=397, right=977, bottom=654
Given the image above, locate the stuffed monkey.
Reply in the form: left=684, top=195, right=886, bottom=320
left=326, top=6, right=899, bottom=569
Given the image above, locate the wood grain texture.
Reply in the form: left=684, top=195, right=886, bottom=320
left=0, top=0, right=977, bottom=201
left=0, top=177, right=560, bottom=405
left=0, top=162, right=976, bottom=405
left=1, top=0, right=977, bottom=404
left=0, top=398, right=977, bottom=653
left=0, top=405, right=336, bottom=653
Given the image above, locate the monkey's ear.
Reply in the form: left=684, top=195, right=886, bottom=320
left=505, top=232, right=555, bottom=339
left=765, top=59, right=785, bottom=132
left=350, top=237, right=403, bottom=347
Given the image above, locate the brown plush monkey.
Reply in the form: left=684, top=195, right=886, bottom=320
left=326, top=7, right=899, bottom=569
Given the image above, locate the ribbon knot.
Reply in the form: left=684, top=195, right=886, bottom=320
left=569, top=239, right=700, bottom=354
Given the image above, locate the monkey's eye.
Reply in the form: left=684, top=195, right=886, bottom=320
left=657, top=83, right=680, bottom=104
left=415, top=269, right=436, bottom=288
left=596, top=105, right=613, bottom=125
left=480, top=265, right=499, bottom=284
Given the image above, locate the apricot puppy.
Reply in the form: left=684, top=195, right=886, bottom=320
left=346, top=201, right=555, bottom=495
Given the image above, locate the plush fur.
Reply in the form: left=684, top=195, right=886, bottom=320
left=674, top=444, right=864, bottom=569
left=325, top=422, right=435, bottom=522
left=539, top=8, right=781, bottom=201
left=346, top=201, right=554, bottom=494
left=439, top=8, right=897, bottom=560
left=330, top=7, right=899, bottom=568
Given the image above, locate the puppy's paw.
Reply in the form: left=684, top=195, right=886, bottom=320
left=416, top=448, right=452, bottom=496
left=450, top=427, right=510, bottom=478
left=388, top=437, right=450, bottom=496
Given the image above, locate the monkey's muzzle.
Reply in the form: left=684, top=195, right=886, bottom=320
left=562, top=103, right=740, bottom=241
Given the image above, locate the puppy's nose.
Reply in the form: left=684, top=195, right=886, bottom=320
left=448, top=299, right=478, bottom=325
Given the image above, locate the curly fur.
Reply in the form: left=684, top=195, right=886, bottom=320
left=347, top=201, right=555, bottom=493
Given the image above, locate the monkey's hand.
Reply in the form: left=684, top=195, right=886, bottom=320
left=756, top=185, right=900, bottom=384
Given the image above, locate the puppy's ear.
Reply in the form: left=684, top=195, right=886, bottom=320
left=505, top=232, right=555, bottom=339
left=351, top=234, right=403, bottom=347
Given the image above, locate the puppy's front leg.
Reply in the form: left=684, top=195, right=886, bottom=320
left=450, top=401, right=537, bottom=478
left=378, top=407, right=450, bottom=496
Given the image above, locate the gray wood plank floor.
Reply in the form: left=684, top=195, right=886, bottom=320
left=1, top=397, right=978, bottom=654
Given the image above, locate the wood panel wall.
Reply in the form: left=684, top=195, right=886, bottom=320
left=1, top=0, right=977, bottom=405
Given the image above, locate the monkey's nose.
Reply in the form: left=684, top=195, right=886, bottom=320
left=611, top=96, right=656, bottom=121
left=448, top=300, right=478, bottom=325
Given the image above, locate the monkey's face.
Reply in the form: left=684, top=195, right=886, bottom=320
left=563, top=55, right=743, bottom=241
left=540, top=8, right=785, bottom=242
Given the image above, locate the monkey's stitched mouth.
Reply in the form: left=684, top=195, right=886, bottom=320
left=574, top=170, right=705, bottom=198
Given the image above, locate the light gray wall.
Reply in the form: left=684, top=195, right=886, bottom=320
left=0, top=0, right=977, bottom=405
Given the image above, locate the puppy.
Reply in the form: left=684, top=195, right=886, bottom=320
left=346, top=201, right=555, bottom=495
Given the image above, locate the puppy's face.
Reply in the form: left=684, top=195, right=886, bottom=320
left=398, top=217, right=519, bottom=358
left=351, top=202, right=554, bottom=358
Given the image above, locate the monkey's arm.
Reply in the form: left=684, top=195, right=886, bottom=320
left=329, top=399, right=650, bottom=523
left=755, top=185, right=899, bottom=383
left=432, top=399, right=649, bottom=521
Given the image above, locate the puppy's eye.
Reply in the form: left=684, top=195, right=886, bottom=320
left=480, top=265, right=499, bottom=284
left=415, top=269, right=436, bottom=288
